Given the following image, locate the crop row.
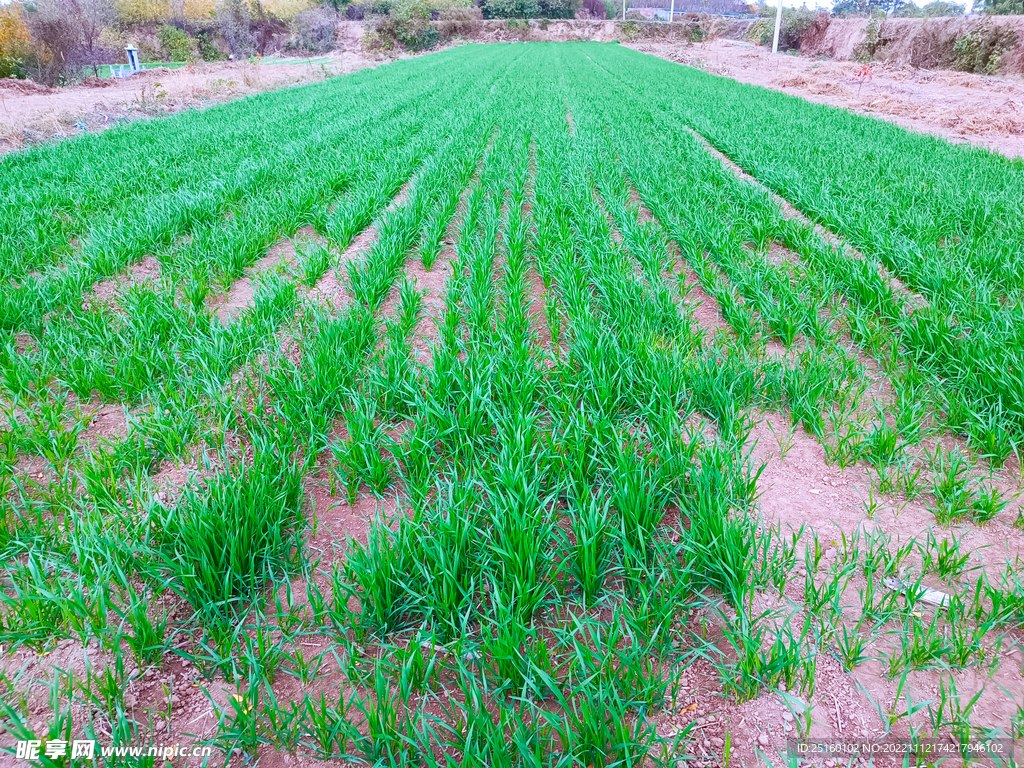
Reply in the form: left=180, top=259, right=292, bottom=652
left=0, top=43, right=1021, bottom=762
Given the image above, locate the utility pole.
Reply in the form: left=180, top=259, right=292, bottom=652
left=771, top=0, right=783, bottom=53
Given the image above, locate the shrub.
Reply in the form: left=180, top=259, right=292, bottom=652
left=979, top=0, right=1024, bottom=14
left=183, top=0, right=219, bottom=22
left=400, top=23, right=438, bottom=48
left=114, top=0, right=172, bottom=24
left=440, top=5, right=482, bottom=19
left=388, top=0, right=471, bottom=18
left=375, top=16, right=439, bottom=50
left=263, top=0, right=318, bottom=21
left=290, top=6, right=339, bottom=52
left=894, top=0, right=965, bottom=15
left=158, top=24, right=195, bottom=61
left=216, top=0, right=256, bottom=55
left=484, top=0, right=541, bottom=18
left=852, top=16, right=881, bottom=61
left=433, top=6, right=482, bottom=40
left=0, top=4, right=32, bottom=79
left=196, top=31, right=227, bottom=60
left=539, top=0, right=575, bottom=18
left=953, top=21, right=1017, bottom=74
left=746, top=7, right=816, bottom=51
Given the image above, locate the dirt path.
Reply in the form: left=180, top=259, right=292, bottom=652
left=629, top=38, right=1024, bottom=159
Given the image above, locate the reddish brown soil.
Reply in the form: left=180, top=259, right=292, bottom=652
left=211, top=226, right=318, bottom=322
left=85, top=255, right=162, bottom=309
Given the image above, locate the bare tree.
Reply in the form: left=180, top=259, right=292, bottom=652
left=76, top=0, right=117, bottom=76
left=29, top=0, right=115, bottom=82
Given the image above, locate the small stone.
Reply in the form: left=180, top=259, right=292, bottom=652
left=782, top=711, right=794, bottom=722
left=758, top=733, right=771, bottom=747
left=711, top=737, right=724, bottom=748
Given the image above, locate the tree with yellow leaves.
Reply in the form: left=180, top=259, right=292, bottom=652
left=114, top=0, right=172, bottom=24
left=0, top=3, right=33, bottom=78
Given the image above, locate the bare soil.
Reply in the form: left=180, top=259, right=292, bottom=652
left=629, top=38, right=1024, bottom=158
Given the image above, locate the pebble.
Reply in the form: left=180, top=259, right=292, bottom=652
left=758, top=733, right=771, bottom=747
left=711, top=737, right=724, bottom=748
left=782, top=711, right=794, bottom=722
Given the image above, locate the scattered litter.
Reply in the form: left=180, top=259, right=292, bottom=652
left=883, top=576, right=950, bottom=608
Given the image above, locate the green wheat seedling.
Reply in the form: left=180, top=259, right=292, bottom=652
left=927, top=445, right=977, bottom=524
left=298, top=242, right=335, bottom=287
left=558, top=493, right=615, bottom=608
left=331, top=397, right=392, bottom=502
left=710, top=608, right=817, bottom=703
left=917, top=530, right=974, bottom=580
left=112, top=583, right=170, bottom=668
left=967, top=406, right=1017, bottom=469
left=151, top=438, right=306, bottom=628
left=926, top=675, right=984, bottom=747
left=833, top=616, right=876, bottom=671
left=5, top=41, right=1024, bottom=767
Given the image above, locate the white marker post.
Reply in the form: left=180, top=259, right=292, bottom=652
left=771, top=0, right=783, bottom=53
left=669, top=0, right=674, bottom=22
left=622, top=0, right=626, bottom=20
